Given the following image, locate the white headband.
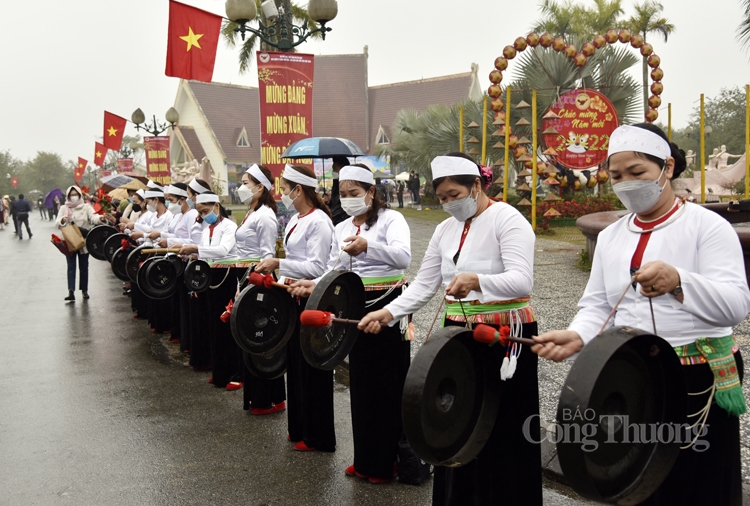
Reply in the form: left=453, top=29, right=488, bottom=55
left=189, top=178, right=211, bottom=194
left=246, top=164, right=272, bottom=190
left=196, top=193, right=220, bottom=204
left=282, top=164, right=318, bottom=188
left=339, top=165, right=375, bottom=185
left=607, top=125, right=670, bottom=161
left=431, top=156, right=480, bottom=180
left=147, top=180, right=163, bottom=189
left=144, top=190, right=164, bottom=199
left=164, top=185, right=188, bottom=198
left=135, top=189, right=145, bottom=199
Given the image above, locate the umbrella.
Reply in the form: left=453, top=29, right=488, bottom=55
left=101, top=174, right=135, bottom=192
left=119, top=179, right=148, bottom=191
left=281, top=137, right=366, bottom=159
left=109, top=188, right=129, bottom=200
left=373, top=170, right=394, bottom=180
left=395, top=172, right=411, bottom=181
left=45, top=188, right=64, bottom=208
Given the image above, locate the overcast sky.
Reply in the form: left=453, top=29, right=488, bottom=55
left=1, top=0, right=749, bottom=164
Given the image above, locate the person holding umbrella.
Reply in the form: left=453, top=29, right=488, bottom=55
left=329, top=156, right=349, bottom=225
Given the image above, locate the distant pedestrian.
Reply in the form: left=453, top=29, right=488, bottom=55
left=52, top=195, right=61, bottom=220
left=396, top=181, right=404, bottom=208
left=410, top=173, right=421, bottom=205
left=9, top=195, right=17, bottom=235
left=37, top=197, right=46, bottom=220
left=0, top=196, right=5, bottom=230
left=2, top=195, right=9, bottom=225
left=14, top=194, right=33, bottom=239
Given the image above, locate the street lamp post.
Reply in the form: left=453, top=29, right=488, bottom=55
left=225, top=0, right=338, bottom=51
left=131, top=107, right=180, bottom=136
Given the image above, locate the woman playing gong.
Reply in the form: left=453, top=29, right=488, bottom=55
left=289, top=163, right=411, bottom=483
left=236, top=164, right=286, bottom=415
left=532, top=123, right=750, bottom=505
left=359, top=153, right=542, bottom=504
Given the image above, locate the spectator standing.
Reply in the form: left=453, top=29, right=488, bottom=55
left=396, top=181, right=404, bottom=208
left=410, top=172, right=421, bottom=205
left=9, top=195, right=18, bottom=236
left=37, top=197, right=46, bottom=220
left=14, top=194, right=33, bottom=239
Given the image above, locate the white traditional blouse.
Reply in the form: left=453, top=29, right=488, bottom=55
left=278, top=208, right=334, bottom=281
left=324, top=208, right=411, bottom=278
left=165, top=209, right=200, bottom=246
left=235, top=205, right=278, bottom=261
left=198, top=217, right=238, bottom=261
left=569, top=203, right=750, bottom=347
left=133, top=210, right=154, bottom=233
left=386, top=201, right=535, bottom=320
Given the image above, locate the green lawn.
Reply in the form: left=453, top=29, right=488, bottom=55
left=393, top=206, right=449, bottom=223
left=543, top=226, right=587, bottom=247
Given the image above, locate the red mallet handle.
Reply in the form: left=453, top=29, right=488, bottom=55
left=300, top=310, right=385, bottom=328
left=248, top=271, right=287, bottom=290
left=473, top=324, right=536, bottom=346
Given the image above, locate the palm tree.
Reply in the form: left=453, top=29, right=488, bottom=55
left=628, top=1, right=675, bottom=114
left=737, top=0, right=750, bottom=52
left=533, top=0, right=624, bottom=40
left=222, top=0, right=321, bottom=73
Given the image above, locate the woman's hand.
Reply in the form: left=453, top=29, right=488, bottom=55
left=60, top=217, right=68, bottom=226
left=530, top=330, right=584, bottom=362
left=131, top=231, right=143, bottom=240
left=357, top=308, right=393, bottom=334
left=147, top=230, right=161, bottom=240
left=288, top=280, right=316, bottom=298
left=446, top=273, right=480, bottom=298
left=178, top=244, right=198, bottom=256
left=255, top=258, right=280, bottom=274
left=157, top=239, right=168, bottom=248
left=635, top=261, right=681, bottom=299
left=342, top=236, right=368, bottom=256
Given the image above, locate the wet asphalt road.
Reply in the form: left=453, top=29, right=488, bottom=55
left=0, top=215, right=592, bottom=505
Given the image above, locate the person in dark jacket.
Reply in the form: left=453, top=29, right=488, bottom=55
left=329, top=156, right=349, bottom=225
left=14, top=194, right=32, bottom=239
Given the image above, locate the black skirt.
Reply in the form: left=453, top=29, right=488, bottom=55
left=207, top=268, right=243, bottom=388
left=243, top=368, right=286, bottom=410
left=432, top=320, right=543, bottom=506
left=286, top=297, right=336, bottom=451
left=638, top=351, right=745, bottom=506
left=187, top=288, right=211, bottom=370
left=349, top=287, right=411, bottom=478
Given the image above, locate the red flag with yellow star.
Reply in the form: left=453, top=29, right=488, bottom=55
left=103, top=111, right=127, bottom=151
left=94, top=142, right=108, bottom=167
left=165, top=0, right=222, bottom=82
left=75, top=157, right=87, bottom=183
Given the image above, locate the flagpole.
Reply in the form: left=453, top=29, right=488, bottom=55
left=459, top=107, right=464, bottom=153
left=481, top=96, right=488, bottom=165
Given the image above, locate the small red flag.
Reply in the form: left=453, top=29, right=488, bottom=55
left=75, top=157, right=88, bottom=183
left=165, top=0, right=222, bottom=82
left=94, top=142, right=108, bottom=167
left=103, top=111, right=127, bottom=151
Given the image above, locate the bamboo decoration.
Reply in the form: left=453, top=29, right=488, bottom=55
left=459, top=106, right=464, bottom=152
left=531, top=89, right=538, bottom=231
left=746, top=85, right=749, bottom=199
left=503, top=86, right=512, bottom=202
left=481, top=95, right=488, bottom=165
left=700, top=94, right=706, bottom=204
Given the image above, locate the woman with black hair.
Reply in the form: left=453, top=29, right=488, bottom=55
left=533, top=123, right=750, bottom=505
left=236, top=164, right=286, bottom=413
left=289, top=163, right=411, bottom=482
left=255, top=164, right=336, bottom=452
left=360, top=153, right=541, bottom=504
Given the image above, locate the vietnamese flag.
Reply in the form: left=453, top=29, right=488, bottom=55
left=75, top=157, right=88, bottom=183
left=103, top=111, right=127, bottom=151
left=94, top=142, right=108, bottom=167
left=165, top=0, right=222, bottom=82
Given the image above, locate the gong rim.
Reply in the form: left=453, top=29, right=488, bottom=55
left=137, top=257, right=165, bottom=299
left=402, top=327, right=501, bottom=467
left=85, top=225, right=119, bottom=261
left=163, top=253, right=185, bottom=278
left=103, top=233, right=135, bottom=263
left=111, top=245, right=135, bottom=281
left=231, top=284, right=297, bottom=354
left=556, top=326, right=687, bottom=505
left=126, top=244, right=154, bottom=283
left=300, top=271, right=365, bottom=370
left=243, top=348, right=287, bottom=380
left=142, top=257, right=178, bottom=299
left=183, top=259, right=211, bottom=292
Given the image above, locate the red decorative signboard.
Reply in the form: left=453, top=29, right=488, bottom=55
left=143, top=136, right=171, bottom=186
left=257, top=51, right=314, bottom=195
left=117, top=158, right=134, bottom=172
left=542, top=89, right=619, bottom=170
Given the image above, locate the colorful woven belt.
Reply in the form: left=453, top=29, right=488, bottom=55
left=444, top=297, right=536, bottom=325
left=361, top=274, right=406, bottom=292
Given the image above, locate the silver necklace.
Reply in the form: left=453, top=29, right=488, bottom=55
left=625, top=200, right=687, bottom=234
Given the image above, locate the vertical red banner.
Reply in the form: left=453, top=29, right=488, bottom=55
left=144, top=136, right=172, bottom=186
left=257, top=51, right=314, bottom=194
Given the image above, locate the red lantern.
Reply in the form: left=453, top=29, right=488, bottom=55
left=494, top=56, right=508, bottom=71
left=587, top=175, right=598, bottom=188
left=593, top=34, right=607, bottom=48
left=539, top=33, right=554, bottom=48
left=507, top=134, right=518, bottom=148
left=489, top=70, right=503, bottom=84
left=537, top=161, right=548, bottom=175
left=597, top=168, right=610, bottom=184
left=553, top=37, right=566, bottom=51
left=618, top=29, right=631, bottom=43
left=526, top=32, right=540, bottom=47
left=491, top=98, right=505, bottom=112
left=640, top=43, right=653, bottom=56
left=503, top=45, right=517, bottom=59
left=647, top=54, right=661, bottom=68
left=488, top=84, right=502, bottom=98
left=651, top=67, right=664, bottom=81
left=581, top=42, right=596, bottom=57
left=564, top=44, right=577, bottom=58
left=630, top=34, right=644, bottom=48
left=645, top=108, right=659, bottom=122
left=514, top=145, right=529, bottom=158
left=573, top=53, right=587, bottom=67
left=648, top=95, right=662, bottom=109
left=605, top=29, right=619, bottom=43
left=651, top=81, right=664, bottom=95
left=514, top=37, right=528, bottom=51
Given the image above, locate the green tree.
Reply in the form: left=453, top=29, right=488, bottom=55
left=221, top=0, right=322, bottom=73
left=628, top=1, right=675, bottom=115
left=737, top=0, right=750, bottom=51
left=0, top=151, right=23, bottom=197
left=533, top=0, right=625, bottom=41
left=22, top=152, right=74, bottom=195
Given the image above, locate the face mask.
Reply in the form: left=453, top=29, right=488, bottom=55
left=168, top=202, right=182, bottom=215
left=132, top=204, right=142, bottom=213
left=612, top=167, right=667, bottom=214
left=237, top=184, right=259, bottom=204
left=186, top=198, right=195, bottom=209
left=281, top=188, right=298, bottom=212
left=69, top=196, right=80, bottom=203
left=146, top=203, right=156, bottom=213
left=443, top=189, right=478, bottom=222
left=203, top=211, right=218, bottom=225
left=341, top=195, right=371, bottom=217
left=128, top=197, right=133, bottom=203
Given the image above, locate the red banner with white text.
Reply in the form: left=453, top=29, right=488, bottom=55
left=257, top=51, right=314, bottom=195
left=144, top=136, right=171, bottom=186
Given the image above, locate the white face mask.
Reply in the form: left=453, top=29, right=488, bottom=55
left=69, top=195, right=80, bottom=203
left=237, top=184, right=259, bottom=204
left=146, top=203, right=156, bottom=213
left=443, top=189, right=478, bottom=222
left=341, top=194, right=371, bottom=217
left=281, top=188, right=298, bottom=212
left=168, top=202, right=182, bottom=215
left=612, top=167, right=667, bottom=214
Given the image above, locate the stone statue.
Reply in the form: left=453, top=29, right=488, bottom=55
left=685, top=149, right=696, bottom=168
left=717, top=145, right=742, bottom=170
left=170, top=159, right=201, bottom=183
left=707, top=148, right=720, bottom=170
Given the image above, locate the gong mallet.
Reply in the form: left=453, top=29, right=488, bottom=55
left=300, top=310, right=386, bottom=328
left=473, top=324, right=537, bottom=346
left=141, top=246, right=182, bottom=254
left=248, top=271, right=288, bottom=290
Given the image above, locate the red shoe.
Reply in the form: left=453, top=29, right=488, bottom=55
left=163, top=330, right=172, bottom=334
left=250, top=401, right=286, bottom=416
left=344, top=465, right=369, bottom=479
left=170, top=338, right=180, bottom=343
left=293, top=440, right=315, bottom=452
left=151, top=328, right=157, bottom=333
left=208, top=378, right=213, bottom=384
left=368, top=476, right=391, bottom=484
left=226, top=381, right=243, bottom=391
